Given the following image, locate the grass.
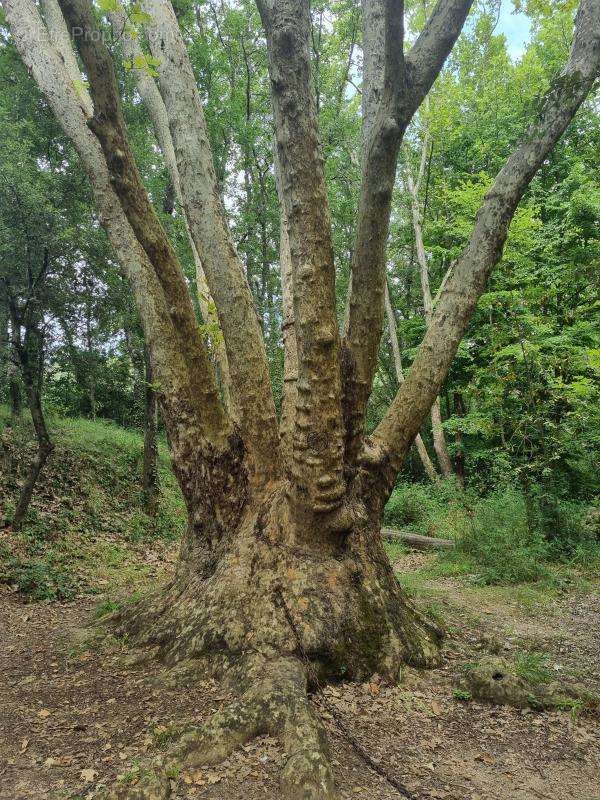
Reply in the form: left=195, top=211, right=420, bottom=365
left=0, top=406, right=186, bottom=601
left=515, top=650, right=552, bottom=685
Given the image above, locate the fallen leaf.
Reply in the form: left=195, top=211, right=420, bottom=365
left=38, top=709, right=51, bottom=719
left=80, top=768, right=98, bottom=783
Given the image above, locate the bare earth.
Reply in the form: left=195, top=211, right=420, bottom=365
left=1, top=552, right=599, bottom=800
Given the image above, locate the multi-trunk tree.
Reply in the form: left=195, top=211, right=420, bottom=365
left=3, top=0, right=598, bottom=797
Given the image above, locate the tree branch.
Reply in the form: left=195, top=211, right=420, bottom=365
left=342, top=0, right=473, bottom=465
left=108, top=8, right=232, bottom=414
left=141, top=0, right=281, bottom=487
left=56, top=0, right=228, bottom=444
left=405, top=0, right=474, bottom=103
left=259, top=0, right=347, bottom=522
left=371, top=0, right=600, bottom=497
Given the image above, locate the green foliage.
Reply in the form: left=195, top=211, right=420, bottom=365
left=453, top=487, right=550, bottom=585
left=385, top=481, right=598, bottom=586
left=0, top=546, right=78, bottom=601
left=0, top=407, right=186, bottom=601
left=384, top=479, right=473, bottom=540
left=452, top=688, right=472, bottom=702
left=515, top=650, right=552, bottom=685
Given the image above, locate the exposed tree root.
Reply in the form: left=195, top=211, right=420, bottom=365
left=461, top=656, right=599, bottom=713
left=177, top=659, right=335, bottom=799
left=100, top=495, right=443, bottom=799
left=104, top=658, right=335, bottom=800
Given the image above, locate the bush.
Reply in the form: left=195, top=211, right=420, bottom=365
left=454, top=487, right=550, bottom=585
left=384, top=478, right=473, bottom=540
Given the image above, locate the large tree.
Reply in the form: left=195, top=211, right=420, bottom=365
left=2, top=0, right=598, bottom=797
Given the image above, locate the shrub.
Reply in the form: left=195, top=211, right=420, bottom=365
left=384, top=478, right=473, bottom=539
left=455, top=487, right=549, bottom=585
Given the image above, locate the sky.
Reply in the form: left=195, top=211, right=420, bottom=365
left=496, top=1, right=533, bottom=59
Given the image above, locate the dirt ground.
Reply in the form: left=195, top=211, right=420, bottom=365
left=1, top=552, right=599, bottom=800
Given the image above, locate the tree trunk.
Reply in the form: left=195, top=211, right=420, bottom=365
left=142, top=347, right=159, bottom=517
left=384, top=280, right=439, bottom=482
left=453, top=391, right=466, bottom=487
left=10, top=322, right=54, bottom=531
left=8, top=322, right=22, bottom=420
left=404, top=143, right=455, bottom=480
left=118, top=483, right=441, bottom=797
left=8, top=363, right=22, bottom=420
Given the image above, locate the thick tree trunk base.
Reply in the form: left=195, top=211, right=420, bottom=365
left=107, top=488, right=441, bottom=799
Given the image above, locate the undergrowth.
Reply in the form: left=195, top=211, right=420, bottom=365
left=385, top=479, right=599, bottom=586
left=0, top=406, right=186, bottom=601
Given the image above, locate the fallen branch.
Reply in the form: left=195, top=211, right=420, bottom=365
left=382, top=528, right=454, bottom=551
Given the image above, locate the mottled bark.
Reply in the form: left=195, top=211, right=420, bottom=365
left=384, top=280, right=438, bottom=482
left=258, top=0, right=347, bottom=525
left=108, top=9, right=231, bottom=413
left=142, top=0, right=279, bottom=486
left=40, top=0, right=93, bottom=118
left=278, top=186, right=297, bottom=470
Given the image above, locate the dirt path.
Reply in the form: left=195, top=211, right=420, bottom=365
left=1, top=565, right=599, bottom=800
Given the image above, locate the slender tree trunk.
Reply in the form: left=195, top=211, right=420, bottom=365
left=10, top=321, right=54, bottom=531
left=8, top=364, right=22, bottom=420
left=384, top=281, right=439, bottom=482
left=453, top=391, right=466, bottom=487
left=8, top=322, right=22, bottom=420
left=405, top=146, right=455, bottom=480
left=142, top=347, right=159, bottom=517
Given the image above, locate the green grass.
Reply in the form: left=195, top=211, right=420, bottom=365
left=0, top=406, right=186, bottom=601
left=515, top=650, right=552, bottom=685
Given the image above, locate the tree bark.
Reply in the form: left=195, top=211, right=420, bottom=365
left=384, top=280, right=439, bottom=482
left=142, top=346, right=159, bottom=517
left=258, top=0, right=347, bottom=524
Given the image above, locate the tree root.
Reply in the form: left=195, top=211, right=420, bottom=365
left=104, top=657, right=336, bottom=800
left=461, top=656, right=599, bottom=713
left=177, top=658, right=335, bottom=799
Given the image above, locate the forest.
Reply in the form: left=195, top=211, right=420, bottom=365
left=0, top=0, right=598, bottom=799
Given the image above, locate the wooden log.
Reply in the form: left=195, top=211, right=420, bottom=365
left=382, top=528, right=454, bottom=551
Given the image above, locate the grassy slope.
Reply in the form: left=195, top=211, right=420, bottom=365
left=0, top=406, right=186, bottom=601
